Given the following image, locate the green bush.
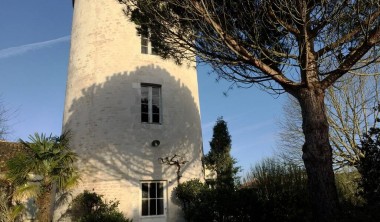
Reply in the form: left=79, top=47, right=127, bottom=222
left=68, top=190, right=132, bottom=222
left=175, top=179, right=215, bottom=222
left=176, top=159, right=312, bottom=222
left=335, top=170, right=364, bottom=206
left=244, top=158, right=312, bottom=222
left=175, top=179, right=269, bottom=222
left=176, top=158, right=380, bottom=221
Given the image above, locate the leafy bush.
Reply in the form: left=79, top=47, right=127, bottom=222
left=176, top=157, right=380, bottom=221
left=175, top=179, right=215, bottom=222
left=68, top=190, right=132, bottom=222
left=335, top=170, right=364, bottom=206
left=175, top=162, right=308, bottom=222
left=244, top=158, right=312, bottom=222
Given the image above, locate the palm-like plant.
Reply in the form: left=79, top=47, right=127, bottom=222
left=6, top=132, right=79, bottom=222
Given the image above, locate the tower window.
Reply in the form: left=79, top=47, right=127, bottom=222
left=141, top=84, right=161, bottom=124
left=140, top=30, right=158, bottom=55
left=141, top=182, right=165, bottom=216
left=141, top=35, right=149, bottom=54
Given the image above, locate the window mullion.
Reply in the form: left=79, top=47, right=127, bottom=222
left=148, top=87, right=152, bottom=123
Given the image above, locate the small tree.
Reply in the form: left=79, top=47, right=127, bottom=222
left=6, top=132, right=80, bottom=222
left=204, top=117, right=239, bottom=190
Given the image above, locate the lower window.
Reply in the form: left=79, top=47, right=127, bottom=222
left=141, top=181, right=164, bottom=216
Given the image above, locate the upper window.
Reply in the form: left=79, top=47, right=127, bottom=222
left=141, top=30, right=158, bottom=55
left=141, top=84, right=161, bottom=124
left=141, top=182, right=164, bottom=216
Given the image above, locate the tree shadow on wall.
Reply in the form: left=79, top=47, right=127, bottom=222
left=57, top=65, right=203, bottom=220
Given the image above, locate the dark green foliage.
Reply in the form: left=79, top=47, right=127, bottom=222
left=243, top=158, right=312, bottom=222
left=174, top=179, right=215, bottom=222
left=176, top=157, right=380, bottom=221
left=68, top=190, right=132, bottom=222
left=204, top=117, right=239, bottom=190
left=175, top=179, right=260, bottom=222
left=357, top=108, right=380, bottom=207
left=176, top=159, right=312, bottom=222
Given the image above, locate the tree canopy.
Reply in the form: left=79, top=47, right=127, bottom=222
left=119, top=0, right=380, bottom=220
left=121, top=0, right=380, bottom=94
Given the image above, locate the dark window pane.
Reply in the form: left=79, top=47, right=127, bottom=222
left=152, top=105, right=159, bottom=113
left=150, top=183, right=157, bottom=198
left=157, top=199, right=164, bottom=215
left=142, top=183, right=148, bottom=198
left=142, top=199, right=148, bottom=216
left=150, top=199, right=156, bottom=215
left=141, top=104, right=148, bottom=113
left=152, top=114, right=160, bottom=123
left=157, top=183, right=163, bottom=198
left=141, top=113, right=148, bottom=122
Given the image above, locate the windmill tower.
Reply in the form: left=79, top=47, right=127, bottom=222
left=55, top=0, right=204, bottom=221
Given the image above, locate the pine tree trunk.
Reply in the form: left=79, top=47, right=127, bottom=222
left=297, top=87, right=339, bottom=221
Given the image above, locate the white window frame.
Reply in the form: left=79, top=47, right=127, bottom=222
left=140, top=31, right=158, bottom=55
left=140, top=181, right=166, bottom=217
left=141, top=84, right=161, bottom=124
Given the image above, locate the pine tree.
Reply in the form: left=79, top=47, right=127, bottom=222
left=204, top=117, right=238, bottom=190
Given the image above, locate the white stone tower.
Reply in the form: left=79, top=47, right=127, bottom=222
left=55, top=0, right=204, bottom=221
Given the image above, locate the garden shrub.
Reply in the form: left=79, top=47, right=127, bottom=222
left=245, top=158, right=312, bottom=222
left=176, top=157, right=380, bottom=221
left=335, top=170, right=364, bottom=206
left=175, top=179, right=215, bottom=222
left=68, top=190, right=132, bottom=222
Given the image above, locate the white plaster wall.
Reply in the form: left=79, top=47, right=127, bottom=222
left=54, top=0, right=204, bottom=221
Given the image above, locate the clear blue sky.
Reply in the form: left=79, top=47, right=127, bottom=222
left=0, top=0, right=285, bottom=176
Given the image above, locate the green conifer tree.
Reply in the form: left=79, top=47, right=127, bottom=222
left=357, top=105, right=380, bottom=206
left=204, top=117, right=239, bottom=190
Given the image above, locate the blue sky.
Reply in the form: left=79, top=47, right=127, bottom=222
left=0, top=0, right=285, bottom=176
